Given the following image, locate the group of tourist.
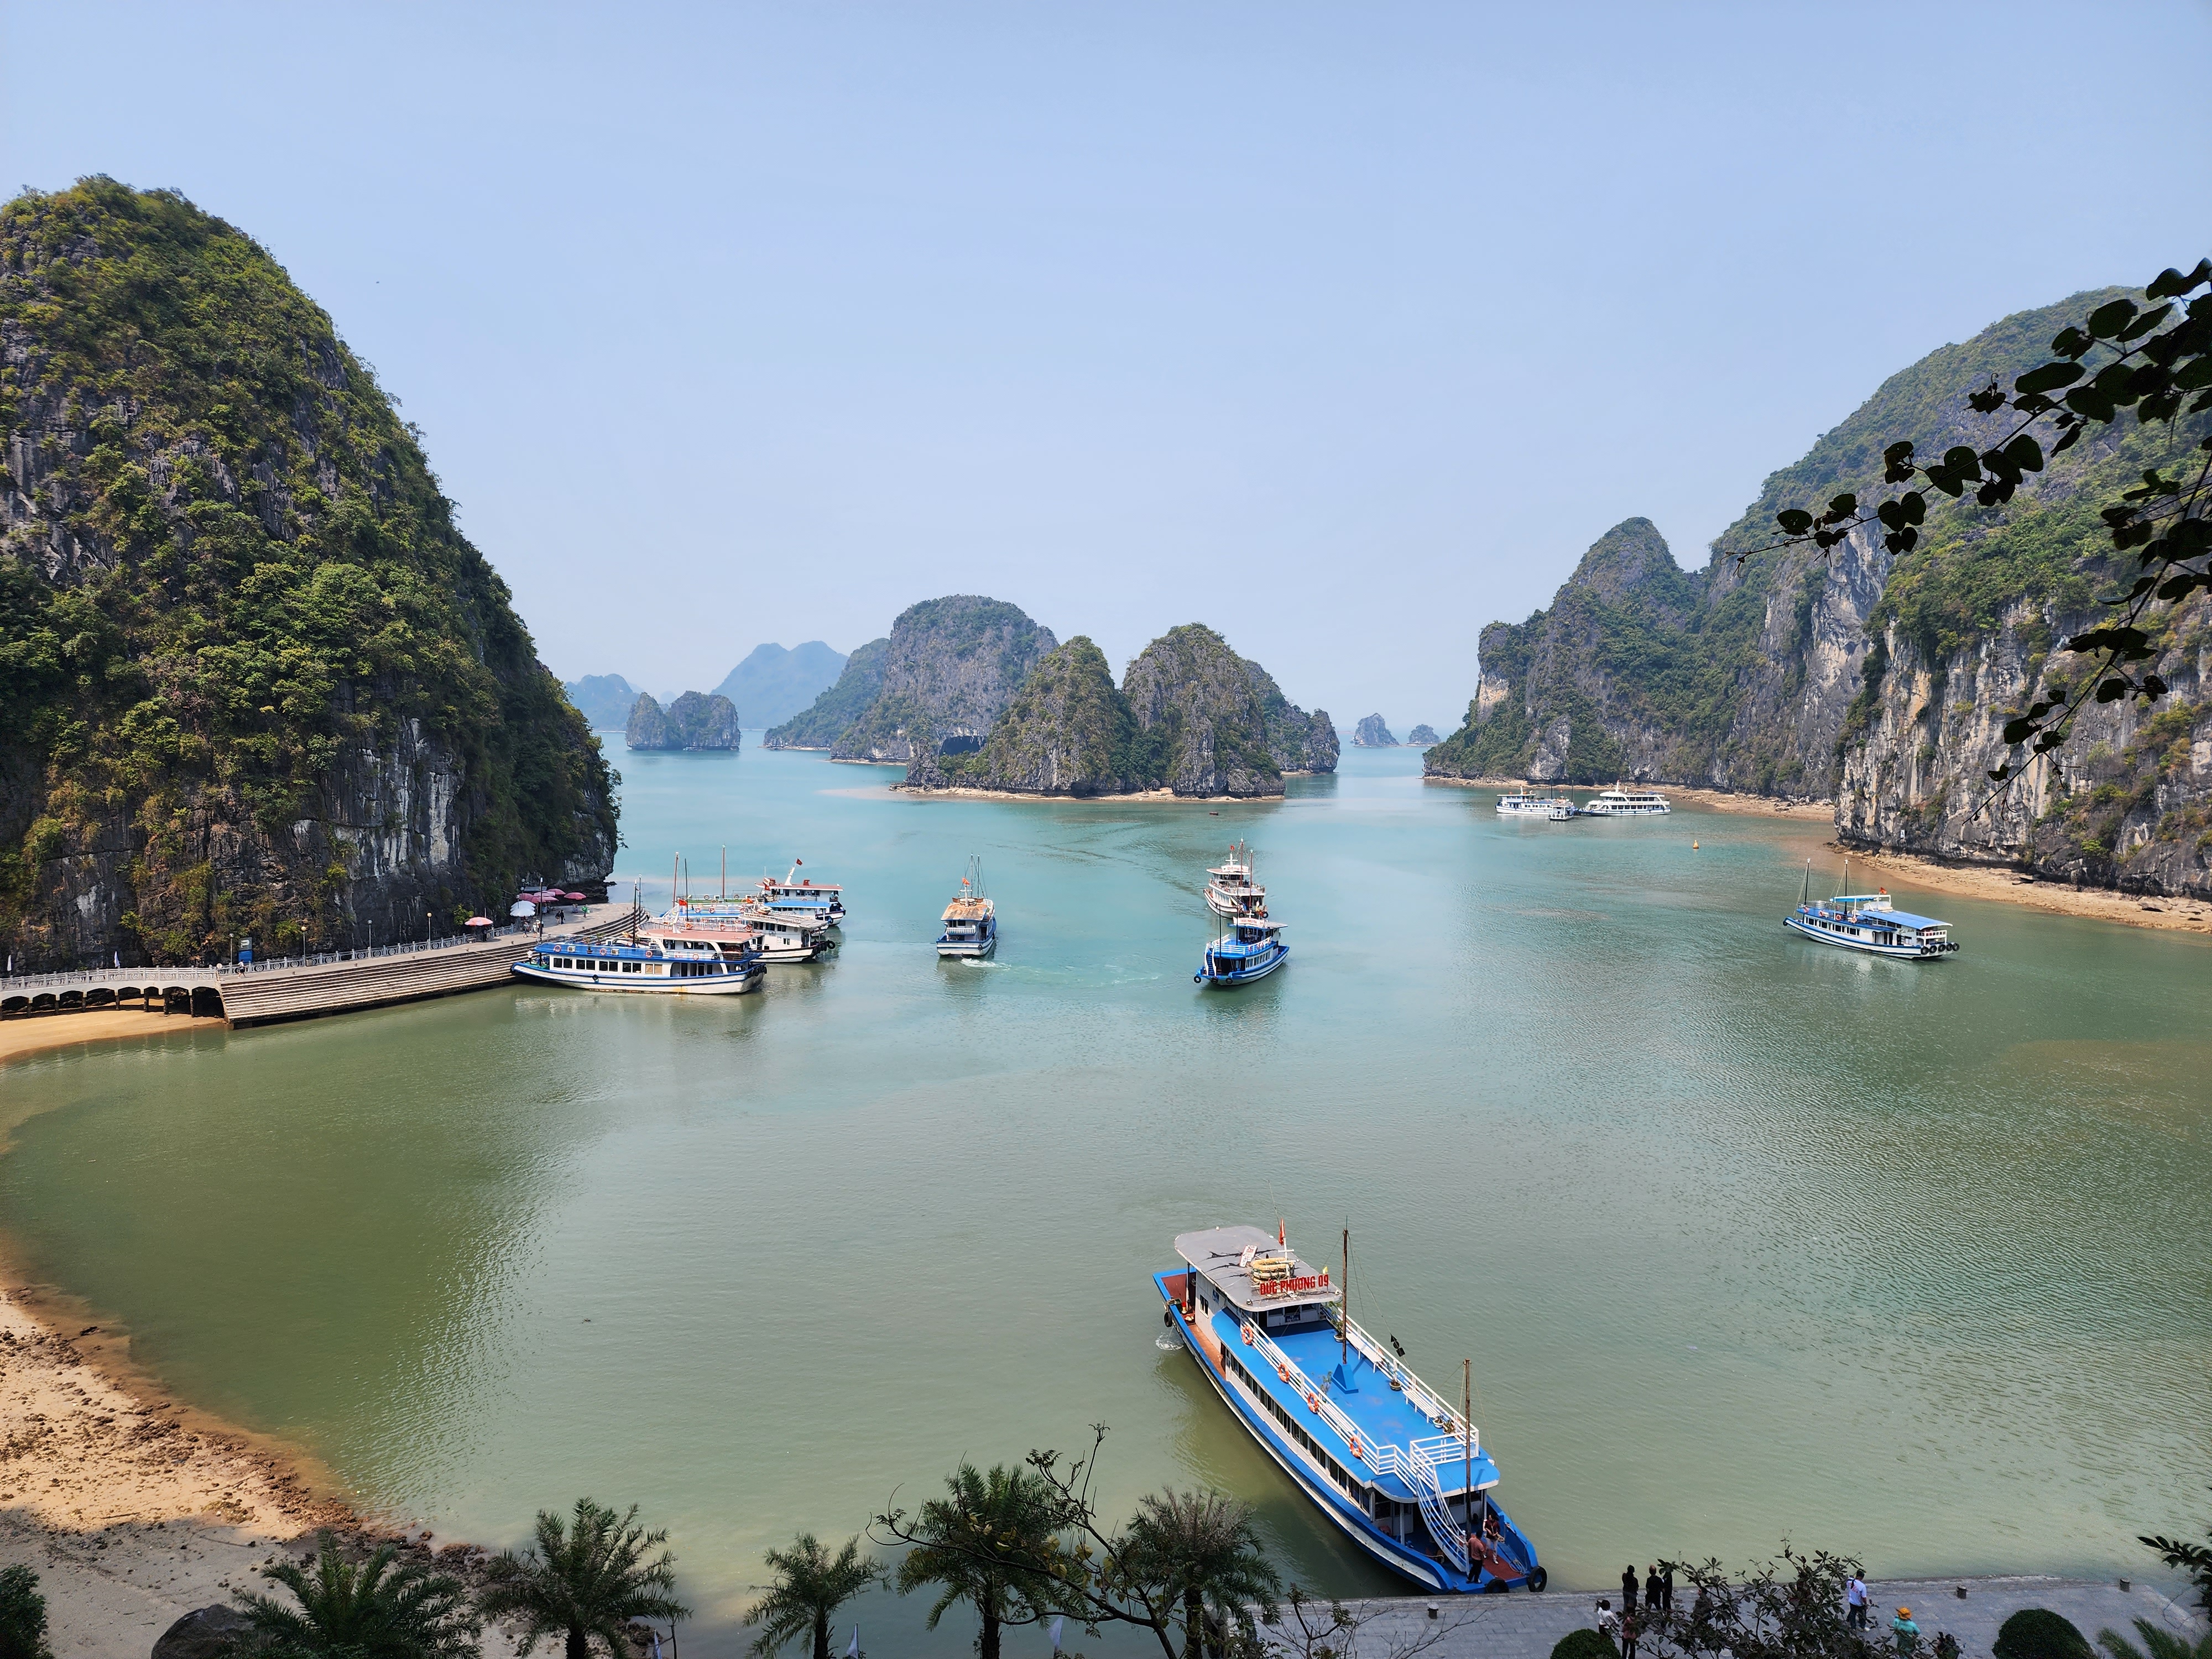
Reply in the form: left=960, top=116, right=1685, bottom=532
left=1593, top=1563, right=1676, bottom=1658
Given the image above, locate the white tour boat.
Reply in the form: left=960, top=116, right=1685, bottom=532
left=1785, top=861, right=1959, bottom=959
left=1578, top=786, right=1671, bottom=816
left=1204, top=841, right=1267, bottom=918
left=936, top=857, right=997, bottom=959
left=1495, top=794, right=1575, bottom=821
left=512, top=937, right=764, bottom=995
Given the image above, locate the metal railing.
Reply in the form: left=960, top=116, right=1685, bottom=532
left=0, top=907, right=631, bottom=992
left=1238, top=1314, right=1478, bottom=1577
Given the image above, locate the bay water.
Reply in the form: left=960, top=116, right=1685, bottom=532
left=3, top=746, right=2208, bottom=1646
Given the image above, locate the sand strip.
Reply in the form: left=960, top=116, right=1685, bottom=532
left=0, top=1010, right=226, bottom=1070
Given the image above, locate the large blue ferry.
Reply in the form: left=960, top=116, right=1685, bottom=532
left=1196, top=917, right=1288, bottom=986
left=1155, top=1225, right=1545, bottom=1594
left=1784, top=861, right=1958, bottom=959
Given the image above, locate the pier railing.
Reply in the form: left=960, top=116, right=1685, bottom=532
left=1238, top=1317, right=1477, bottom=1577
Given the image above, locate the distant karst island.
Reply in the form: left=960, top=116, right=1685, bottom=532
left=566, top=642, right=847, bottom=734
left=1406, top=724, right=1441, bottom=745
left=626, top=692, right=741, bottom=752
left=763, top=598, right=1336, bottom=799
left=1353, top=714, right=1398, bottom=747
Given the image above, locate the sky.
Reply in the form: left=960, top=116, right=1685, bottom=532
left=5, top=3, right=2209, bottom=731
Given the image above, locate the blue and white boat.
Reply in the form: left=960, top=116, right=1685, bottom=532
left=757, top=862, right=846, bottom=925
left=937, top=857, right=997, bottom=959
left=512, top=937, right=765, bottom=994
left=1196, top=916, right=1288, bottom=986
left=1155, top=1224, right=1544, bottom=1594
left=1785, top=860, right=1959, bottom=959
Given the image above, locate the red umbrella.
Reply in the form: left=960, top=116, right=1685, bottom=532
left=564, top=892, right=586, bottom=901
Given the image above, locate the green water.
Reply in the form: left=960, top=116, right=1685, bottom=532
left=3, top=748, right=2208, bottom=1643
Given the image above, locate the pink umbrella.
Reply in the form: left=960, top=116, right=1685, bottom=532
left=464, top=916, right=494, bottom=927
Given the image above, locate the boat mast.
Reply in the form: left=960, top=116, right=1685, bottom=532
left=721, top=845, right=726, bottom=901
left=1340, top=1225, right=1349, bottom=1374
left=1800, top=859, right=1811, bottom=906
left=1463, top=1358, right=1473, bottom=1566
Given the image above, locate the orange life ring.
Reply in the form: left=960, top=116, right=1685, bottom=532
left=1350, top=1436, right=1365, bottom=1462
left=1240, top=1324, right=1255, bottom=1347
left=1277, top=1361, right=1291, bottom=1383
left=1305, top=1391, right=1319, bottom=1413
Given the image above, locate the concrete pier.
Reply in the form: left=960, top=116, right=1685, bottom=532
left=0, top=905, right=640, bottom=1029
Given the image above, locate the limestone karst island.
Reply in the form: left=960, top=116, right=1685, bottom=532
left=1, top=13, right=2208, bottom=1659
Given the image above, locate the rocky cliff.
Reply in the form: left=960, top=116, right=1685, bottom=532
left=1353, top=714, right=1397, bottom=747
left=0, top=179, right=616, bottom=969
left=832, top=596, right=1057, bottom=764
left=625, top=691, right=739, bottom=751
left=764, top=637, right=886, bottom=749
left=1118, top=624, right=1334, bottom=797
left=1426, top=285, right=2212, bottom=896
left=917, top=637, right=1147, bottom=794
left=1406, top=724, right=1440, bottom=745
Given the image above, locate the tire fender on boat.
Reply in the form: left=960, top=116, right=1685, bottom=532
left=1527, top=1568, right=1548, bottom=1592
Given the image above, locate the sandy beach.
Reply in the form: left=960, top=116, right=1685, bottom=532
left=0, top=1280, right=530, bottom=1657
left=1831, top=844, right=2212, bottom=937
left=0, top=1010, right=226, bottom=1070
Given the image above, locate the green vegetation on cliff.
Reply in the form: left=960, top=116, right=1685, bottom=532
left=931, top=637, right=1156, bottom=794
left=0, top=178, right=615, bottom=966
left=765, top=637, right=887, bottom=749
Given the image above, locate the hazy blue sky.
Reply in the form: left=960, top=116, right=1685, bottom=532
left=7, top=3, right=2209, bottom=728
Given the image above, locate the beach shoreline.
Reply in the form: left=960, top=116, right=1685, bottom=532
left=0, top=1009, right=226, bottom=1071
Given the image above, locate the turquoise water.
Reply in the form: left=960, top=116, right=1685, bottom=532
left=3, top=746, right=2208, bottom=1645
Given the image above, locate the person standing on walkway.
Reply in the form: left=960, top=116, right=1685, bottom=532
left=1646, top=1567, right=1665, bottom=1620
left=1845, top=1573, right=1870, bottom=1629
left=1622, top=1608, right=1641, bottom=1659
left=1622, top=1566, right=1640, bottom=1615
left=1597, top=1599, right=1620, bottom=1651
left=1892, top=1606, right=1921, bottom=1657
left=1661, top=1564, right=1675, bottom=1617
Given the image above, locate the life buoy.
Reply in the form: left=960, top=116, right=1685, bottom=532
left=1305, top=1391, right=1319, bottom=1413
left=1277, top=1361, right=1291, bottom=1383
left=1349, top=1436, right=1365, bottom=1462
left=1240, top=1324, right=1255, bottom=1347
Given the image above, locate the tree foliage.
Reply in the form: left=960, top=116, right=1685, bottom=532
left=895, top=1463, right=1063, bottom=1659
left=228, top=1531, right=478, bottom=1658
left=747, top=1533, right=883, bottom=1659
left=476, top=1499, right=686, bottom=1659
left=0, top=1564, right=51, bottom=1659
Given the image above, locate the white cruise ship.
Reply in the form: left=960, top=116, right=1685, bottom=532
left=1578, top=787, right=1671, bottom=816
left=1495, top=794, right=1574, bottom=821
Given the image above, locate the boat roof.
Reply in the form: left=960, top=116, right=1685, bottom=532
left=1822, top=895, right=1949, bottom=926
left=1175, top=1226, right=1340, bottom=1311
left=1228, top=918, right=1284, bottom=932
left=942, top=897, right=993, bottom=920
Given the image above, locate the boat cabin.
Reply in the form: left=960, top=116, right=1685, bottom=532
left=529, top=941, right=728, bottom=978
left=1798, top=891, right=1955, bottom=952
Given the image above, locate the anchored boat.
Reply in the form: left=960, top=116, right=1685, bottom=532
left=1196, top=916, right=1288, bottom=986
left=1155, top=1224, right=1543, bottom=1594
left=654, top=899, right=837, bottom=963
left=512, top=937, right=764, bottom=995
left=757, top=861, right=846, bottom=926
left=1495, top=793, right=1575, bottom=820
left=937, top=858, right=998, bottom=959
left=1785, top=860, right=1959, bottom=959
left=1578, top=786, right=1671, bottom=816
left=1204, top=842, right=1267, bottom=918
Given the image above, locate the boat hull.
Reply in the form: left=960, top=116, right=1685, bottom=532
left=510, top=960, right=764, bottom=994
left=1152, top=1271, right=1535, bottom=1593
left=1196, top=943, right=1288, bottom=986
left=1783, top=915, right=1958, bottom=958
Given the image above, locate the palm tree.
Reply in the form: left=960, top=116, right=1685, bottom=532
left=2100, top=1621, right=2212, bottom=1659
left=895, top=1463, right=1062, bottom=1659
left=228, top=1530, right=478, bottom=1657
left=1122, top=1489, right=1282, bottom=1659
left=747, top=1533, right=884, bottom=1659
left=476, top=1499, right=688, bottom=1659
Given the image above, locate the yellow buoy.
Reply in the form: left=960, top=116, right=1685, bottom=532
left=1692, top=840, right=1700, bottom=849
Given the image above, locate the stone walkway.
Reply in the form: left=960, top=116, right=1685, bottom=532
left=1255, top=1578, right=2205, bottom=1659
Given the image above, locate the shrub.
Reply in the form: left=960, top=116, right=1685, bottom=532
left=1553, top=1629, right=1619, bottom=1659
left=1995, top=1608, right=2094, bottom=1659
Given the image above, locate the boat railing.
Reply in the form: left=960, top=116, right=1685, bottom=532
left=1238, top=1318, right=1475, bottom=1577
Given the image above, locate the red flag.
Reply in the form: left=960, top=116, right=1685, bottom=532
left=1277, top=1218, right=1286, bottom=1247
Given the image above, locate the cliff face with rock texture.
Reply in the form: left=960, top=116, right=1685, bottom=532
left=1353, top=714, right=1396, bottom=747
left=1119, top=624, right=1334, bottom=797
left=1426, top=285, right=2212, bottom=896
left=915, top=637, right=1145, bottom=794
left=833, top=596, right=1057, bottom=763
left=625, top=691, right=739, bottom=751
left=764, top=637, right=886, bottom=749
left=1406, top=724, right=1440, bottom=745
left=0, top=179, right=615, bottom=969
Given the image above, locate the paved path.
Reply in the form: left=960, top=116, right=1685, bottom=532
left=1257, top=1578, right=2205, bottom=1659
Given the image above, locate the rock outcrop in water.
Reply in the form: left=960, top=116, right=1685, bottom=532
left=1423, top=285, right=2212, bottom=898
left=916, top=637, right=1145, bottom=794
left=915, top=622, right=1337, bottom=797
left=1353, top=714, right=1397, bottom=747
left=626, top=692, right=740, bottom=751
left=1406, top=724, right=1440, bottom=745
left=834, top=596, right=1058, bottom=764
left=0, top=180, right=616, bottom=969
left=764, top=637, right=888, bottom=749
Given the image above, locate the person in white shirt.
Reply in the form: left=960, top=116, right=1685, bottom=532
left=1846, top=1573, right=1870, bottom=1630
left=1597, top=1599, right=1620, bottom=1648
